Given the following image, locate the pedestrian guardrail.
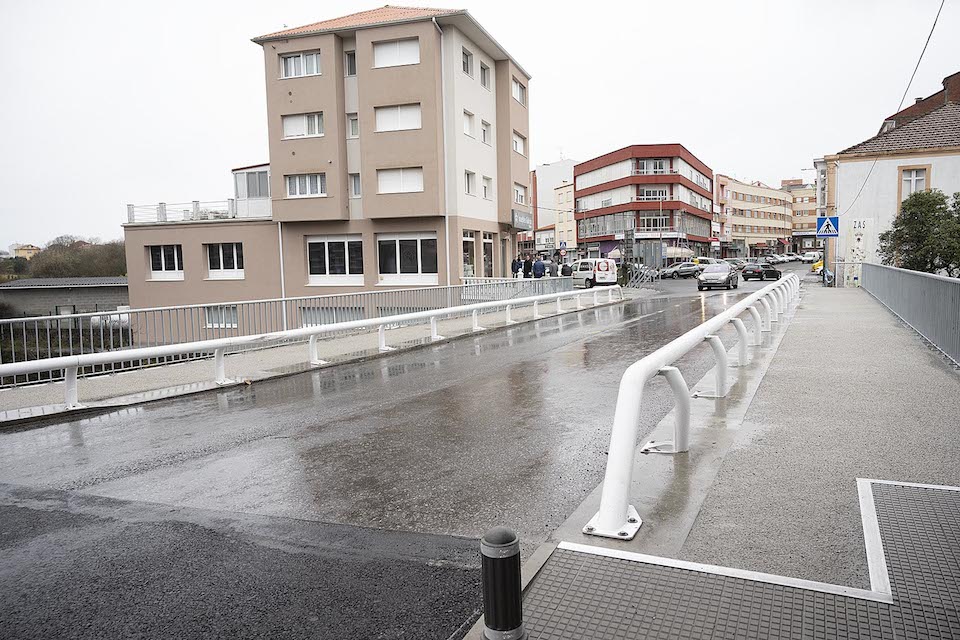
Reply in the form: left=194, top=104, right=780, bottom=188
left=0, top=278, right=573, bottom=387
left=0, top=286, right=622, bottom=410
left=861, top=263, right=960, bottom=367
left=583, top=274, right=800, bottom=540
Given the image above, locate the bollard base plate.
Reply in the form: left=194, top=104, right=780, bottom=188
left=310, top=359, right=329, bottom=366
left=431, top=335, right=445, bottom=342
left=582, top=505, right=642, bottom=540
left=640, top=439, right=684, bottom=455
left=378, top=346, right=395, bottom=353
left=483, top=624, right=527, bottom=640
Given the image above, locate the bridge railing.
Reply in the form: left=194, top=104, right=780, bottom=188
left=861, top=263, right=960, bottom=366
left=584, top=274, right=800, bottom=540
left=0, top=286, right=622, bottom=409
left=0, top=278, right=573, bottom=387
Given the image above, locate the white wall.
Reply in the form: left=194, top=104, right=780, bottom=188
left=443, top=26, right=498, bottom=223
left=575, top=159, right=632, bottom=190
left=532, top=159, right=577, bottom=227
left=576, top=185, right=633, bottom=212
left=676, top=158, right=712, bottom=192
left=837, top=153, right=960, bottom=265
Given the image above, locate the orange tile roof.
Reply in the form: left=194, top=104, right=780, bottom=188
left=255, top=5, right=463, bottom=41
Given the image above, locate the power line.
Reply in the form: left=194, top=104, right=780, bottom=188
left=838, top=0, right=945, bottom=217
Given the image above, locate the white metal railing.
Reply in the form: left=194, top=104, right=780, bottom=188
left=631, top=168, right=678, bottom=176
left=632, top=195, right=670, bottom=202
left=583, top=274, right=800, bottom=540
left=0, top=286, right=622, bottom=410
left=125, top=200, right=272, bottom=224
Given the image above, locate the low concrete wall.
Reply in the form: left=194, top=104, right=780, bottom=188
left=0, top=285, right=129, bottom=318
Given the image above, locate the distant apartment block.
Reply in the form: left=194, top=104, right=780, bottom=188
left=574, top=145, right=714, bottom=263
left=780, top=178, right=821, bottom=253
left=553, top=181, right=576, bottom=261
left=715, top=175, right=793, bottom=258
left=522, top=159, right=578, bottom=256
left=123, top=6, right=532, bottom=309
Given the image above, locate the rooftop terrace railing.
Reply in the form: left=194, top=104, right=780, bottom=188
left=861, top=263, right=960, bottom=367
left=583, top=273, right=800, bottom=540
left=0, top=278, right=573, bottom=387
left=0, top=284, right=619, bottom=409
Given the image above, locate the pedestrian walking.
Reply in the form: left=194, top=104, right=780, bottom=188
left=547, top=259, right=559, bottom=277
left=533, top=256, right=545, bottom=279
left=522, top=255, right=533, bottom=278
left=511, top=255, right=521, bottom=278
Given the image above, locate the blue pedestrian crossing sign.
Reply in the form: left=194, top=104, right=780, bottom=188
left=816, top=216, right=839, bottom=237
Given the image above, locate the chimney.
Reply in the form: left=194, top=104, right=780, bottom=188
left=945, top=71, right=960, bottom=104
left=915, top=97, right=923, bottom=104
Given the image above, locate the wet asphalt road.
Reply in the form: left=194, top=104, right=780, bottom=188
left=0, top=265, right=806, bottom=639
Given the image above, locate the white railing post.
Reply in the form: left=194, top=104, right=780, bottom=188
left=228, top=198, right=237, bottom=217
left=308, top=334, right=327, bottom=366
left=730, top=317, right=749, bottom=366
left=767, top=292, right=780, bottom=321
left=157, top=202, right=167, bottom=222
left=774, top=288, right=785, bottom=316
left=759, top=298, right=773, bottom=331
left=533, top=300, right=542, bottom=320
left=576, top=294, right=584, bottom=310
left=747, top=305, right=763, bottom=344
left=556, top=297, right=563, bottom=315
left=472, top=309, right=484, bottom=332
left=505, top=305, right=515, bottom=325
left=126, top=204, right=135, bottom=223
left=378, top=324, right=393, bottom=352
left=430, top=316, right=444, bottom=341
left=704, top=335, right=728, bottom=397
left=640, top=366, right=690, bottom=454
left=593, top=290, right=599, bottom=307
left=191, top=201, right=200, bottom=221
left=214, top=348, right=227, bottom=384
left=64, top=366, right=80, bottom=409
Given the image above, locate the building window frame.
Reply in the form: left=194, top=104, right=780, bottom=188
left=346, top=113, right=360, bottom=139
left=461, top=47, right=474, bottom=77
left=280, top=51, right=321, bottom=79
left=285, top=173, right=327, bottom=198
left=377, top=167, right=424, bottom=194
left=465, top=170, right=476, bottom=196
left=480, top=63, right=490, bottom=90
left=206, top=242, right=244, bottom=280
left=349, top=173, right=362, bottom=198
left=898, top=164, right=931, bottom=203
left=344, top=50, right=357, bottom=76
left=307, top=235, right=364, bottom=286
left=512, top=131, right=526, bottom=156
left=281, top=112, right=324, bottom=139
left=147, top=244, right=183, bottom=281
left=372, top=37, right=420, bottom=68
left=374, top=103, right=422, bottom=132
left=480, top=120, right=491, bottom=145
left=511, top=77, right=526, bottom=106
left=204, top=305, right=239, bottom=329
left=482, top=176, right=493, bottom=200
left=376, top=232, right=439, bottom=286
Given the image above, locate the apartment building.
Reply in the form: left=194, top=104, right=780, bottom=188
left=780, top=178, right=821, bottom=253
left=715, top=175, right=793, bottom=258
left=522, top=159, right=578, bottom=258
left=123, top=6, right=532, bottom=309
left=554, top=181, right=576, bottom=261
left=574, top=144, right=714, bottom=264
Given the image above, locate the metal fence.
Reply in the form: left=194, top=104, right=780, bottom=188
left=0, top=278, right=572, bottom=387
left=861, top=263, right=960, bottom=366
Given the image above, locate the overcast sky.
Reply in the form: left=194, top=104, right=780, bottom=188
left=1, top=0, right=957, bottom=250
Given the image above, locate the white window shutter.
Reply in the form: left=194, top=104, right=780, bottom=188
left=398, top=38, right=419, bottom=65
left=399, top=104, right=421, bottom=130
left=375, top=106, right=398, bottom=132
left=404, top=168, right=423, bottom=192
left=378, top=169, right=402, bottom=193
left=283, top=115, right=305, bottom=138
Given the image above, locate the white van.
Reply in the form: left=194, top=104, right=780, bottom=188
left=572, top=258, right=618, bottom=288
left=801, top=251, right=821, bottom=263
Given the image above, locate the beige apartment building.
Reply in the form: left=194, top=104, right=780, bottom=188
left=554, top=181, right=576, bottom=261
left=780, top=178, right=821, bottom=253
left=715, top=175, right=793, bottom=258
left=123, top=6, right=532, bottom=309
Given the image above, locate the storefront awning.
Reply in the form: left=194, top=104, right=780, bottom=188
left=665, top=246, right=694, bottom=258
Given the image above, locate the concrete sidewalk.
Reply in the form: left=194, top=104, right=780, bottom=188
left=0, top=290, right=637, bottom=425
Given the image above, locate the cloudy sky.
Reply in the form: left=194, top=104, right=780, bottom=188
left=1, top=0, right=957, bottom=250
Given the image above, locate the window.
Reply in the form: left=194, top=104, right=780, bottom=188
left=512, top=78, right=526, bottom=105
left=204, top=306, right=238, bottom=329
left=465, top=170, right=476, bottom=196
left=601, top=198, right=612, bottom=207
left=377, top=167, right=424, bottom=194
left=461, top=47, right=473, bottom=76
left=148, top=244, right=183, bottom=280
left=482, top=176, right=493, bottom=200
left=480, top=63, right=490, bottom=89
left=514, top=183, right=526, bottom=205
left=235, top=171, right=269, bottom=199
left=481, top=121, right=491, bottom=144
left=286, top=173, right=327, bottom=198
left=344, top=50, right=357, bottom=76
left=373, top=38, right=419, bottom=68
left=652, top=159, right=666, bottom=174
left=463, top=110, right=475, bottom=137
left=512, top=131, right=526, bottom=155
left=482, top=232, right=493, bottom=277
left=901, top=167, right=928, bottom=201
left=207, top=242, right=244, bottom=280
left=636, top=160, right=647, bottom=174
left=347, top=113, right=359, bottom=138
left=376, top=232, right=439, bottom=285
left=282, top=112, right=324, bottom=138
left=350, top=173, right=361, bottom=198
left=307, top=235, right=364, bottom=285
left=374, top=103, right=421, bottom=132
left=281, top=51, right=320, bottom=78
left=462, top=230, right=476, bottom=277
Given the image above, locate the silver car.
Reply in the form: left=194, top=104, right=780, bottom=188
left=697, top=264, right=739, bottom=290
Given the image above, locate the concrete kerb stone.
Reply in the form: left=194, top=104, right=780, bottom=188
left=0, top=289, right=635, bottom=429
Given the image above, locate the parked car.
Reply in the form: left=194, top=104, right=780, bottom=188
left=693, top=257, right=722, bottom=266
left=697, top=264, right=739, bottom=291
left=811, top=259, right=823, bottom=274
left=661, top=261, right=702, bottom=279
left=572, top=258, right=618, bottom=288
left=801, top=251, right=821, bottom=263
left=723, top=258, right=746, bottom=270
left=742, top=262, right=782, bottom=281
left=768, top=254, right=787, bottom=264
left=784, top=252, right=800, bottom=262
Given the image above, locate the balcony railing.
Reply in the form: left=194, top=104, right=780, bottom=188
left=632, top=195, right=670, bottom=202
left=631, top=168, right=678, bottom=176
left=126, top=199, right=272, bottom=224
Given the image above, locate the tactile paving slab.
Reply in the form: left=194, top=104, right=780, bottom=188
left=522, top=482, right=960, bottom=640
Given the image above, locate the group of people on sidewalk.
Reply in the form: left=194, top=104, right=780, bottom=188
left=510, top=254, right=573, bottom=279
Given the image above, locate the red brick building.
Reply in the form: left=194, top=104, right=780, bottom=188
left=573, top=144, right=715, bottom=264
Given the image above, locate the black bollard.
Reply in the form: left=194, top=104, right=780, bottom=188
left=481, top=527, right=526, bottom=640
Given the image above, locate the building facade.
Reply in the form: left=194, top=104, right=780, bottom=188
left=553, top=181, right=576, bottom=261
left=715, top=175, right=793, bottom=258
left=828, top=73, right=960, bottom=284
left=780, top=178, right=821, bottom=253
left=11, top=244, right=41, bottom=260
left=123, top=6, right=532, bottom=309
left=574, top=144, right=714, bottom=264
left=0, top=277, right=128, bottom=318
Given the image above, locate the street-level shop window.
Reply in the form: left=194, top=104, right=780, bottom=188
left=307, top=235, right=364, bottom=286
left=377, top=232, right=438, bottom=285
left=207, top=242, right=244, bottom=280
left=148, top=244, right=183, bottom=281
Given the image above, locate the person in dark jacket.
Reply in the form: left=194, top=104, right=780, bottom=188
left=511, top=255, right=522, bottom=277
left=522, top=255, right=533, bottom=278
left=533, top=256, right=546, bottom=278
left=547, top=259, right=559, bottom=277
left=561, top=262, right=573, bottom=277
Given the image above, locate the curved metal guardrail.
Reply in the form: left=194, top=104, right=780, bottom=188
left=0, top=286, right=623, bottom=410
left=583, top=274, right=800, bottom=540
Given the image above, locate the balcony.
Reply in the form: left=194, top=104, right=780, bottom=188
left=632, top=195, right=669, bottom=202
left=125, top=199, right=272, bottom=224
left=631, top=168, right=678, bottom=176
